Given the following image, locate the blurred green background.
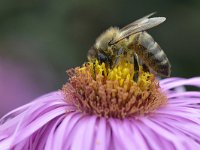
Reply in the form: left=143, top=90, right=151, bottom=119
left=0, top=0, right=200, bottom=115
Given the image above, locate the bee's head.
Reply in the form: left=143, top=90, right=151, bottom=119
left=94, top=27, right=120, bottom=52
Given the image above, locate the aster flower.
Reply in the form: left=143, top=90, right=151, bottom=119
left=0, top=58, right=200, bottom=150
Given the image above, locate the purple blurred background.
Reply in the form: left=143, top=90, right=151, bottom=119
left=0, top=58, right=56, bottom=116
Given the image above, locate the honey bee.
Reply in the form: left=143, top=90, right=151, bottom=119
left=87, top=12, right=171, bottom=79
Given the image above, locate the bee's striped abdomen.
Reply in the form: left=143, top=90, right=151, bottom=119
left=129, top=32, right=171, bottom=77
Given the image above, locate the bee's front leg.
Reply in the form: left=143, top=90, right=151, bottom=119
left=113, top=48, right=124, bottom=67
left=133, top=53, right=139, bottom=82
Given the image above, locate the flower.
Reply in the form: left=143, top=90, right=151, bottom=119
left=0, top=60, right=200, bottom=150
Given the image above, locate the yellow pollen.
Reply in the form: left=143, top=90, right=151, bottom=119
left=88, top=60, right=153, bottom=88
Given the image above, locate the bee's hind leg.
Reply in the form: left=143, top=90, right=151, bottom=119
left=138, top=57, right=150, bottom=73
left=133, top=54, right=151, bottom=82
left=133, top=53, right=139, bottom=82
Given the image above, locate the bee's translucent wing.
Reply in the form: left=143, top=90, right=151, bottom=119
left=120, top=12, right=156, bottom=31
left=110, top=13, right=166, bottom=44
left=120, top=16, right=166, bottom=36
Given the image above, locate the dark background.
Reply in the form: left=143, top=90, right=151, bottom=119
left=0, top=0, right=200, bottom=116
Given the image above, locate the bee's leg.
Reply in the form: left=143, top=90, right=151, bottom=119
left=133, top=53, right=139, bottom=82
left=93, top=61, right=96, bottom=80
left=107, top=55, right=113, bottom=68
left=142, top=63, right=149, bottom=72
left=137, top=57, right=149, bottom=73
left=113, top=48, right=124, bottom=67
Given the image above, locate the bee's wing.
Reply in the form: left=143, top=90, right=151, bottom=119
left=110, top=13, right=166, bottom=44
left=120, top=12, right=156, bottom=31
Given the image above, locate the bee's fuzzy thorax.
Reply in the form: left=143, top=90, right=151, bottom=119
left=94, top=27, right=120, bottom=51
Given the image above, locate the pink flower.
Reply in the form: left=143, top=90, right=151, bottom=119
left=0, top=76, right=200, bottom=150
